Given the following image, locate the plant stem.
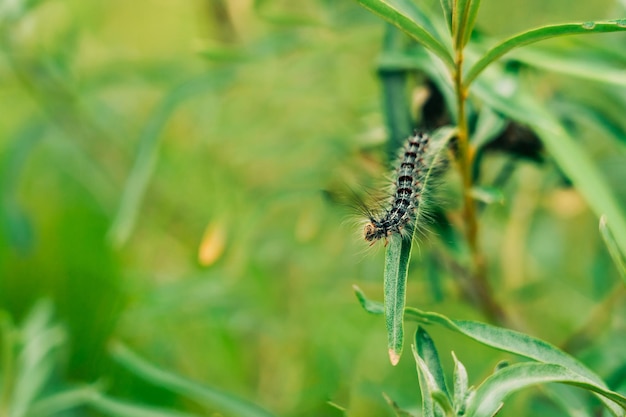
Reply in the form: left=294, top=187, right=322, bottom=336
left=453, top=46, right=506, bottom=324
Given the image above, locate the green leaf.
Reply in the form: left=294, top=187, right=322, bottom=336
left=600, top=215, right=626, bottom=283
left=470, top=186, right=504, bottom=205
left=389, top=0, right=448, bottom=43
left=470, top=106, right=507, bottom=149
left=88, top=393, right=203, bottom=417
left=466, top=362, right=626, bottom=417
left=356, top=0, right=455, bottom=69
left=439, top=0, right=452, bottom=32
left=11, top=301, right=66, bottom=417
left=452, top=0, right=481, bottom=48
left=384, top=233, right=412, bottom=366
left=543, top=384, right=594, bottom=417
left=352, top=289, right=624, bottom=415
left=451, top=352, right=468, bottom=415
left=413, top=126, right=457, bottom=232
left=509, top=46, right=626, bottom=87
left=451, top=0, right=468, bottom=45
left=110, top=343, right=276, bottom=417
left=26, top=385, right=103, bottom=417
left=406, top=309, right=626, bottom=416
left=415, top=327, right=450, bottom=399
left=412, top=346, right=442, bottom=417
left=462, top=0, right=481, bottom=47
left=413, top=308, right=604, bottom=384
left=383, top=127, right=457, bottom=365
left=465, top=19, right=626, bottom=86
left=108, top=73, right=231, bottom=247
left=354, top=285, right=385, bottom=315
left=471, top=71, right=626, bottom=265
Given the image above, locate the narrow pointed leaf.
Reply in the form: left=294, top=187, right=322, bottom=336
left=451, top=352, right=468, bottom=415
left=384, top=234, right=412, bottom=365
left=543, top=384, right=594, bottom=417
left=471, top=73, right=626, bottom=264
left=406, top=308, right=625, bottom=415
left=88, top=394, right=203, bottom=417
left=461, top=0, right=481, bottom=47
left=27, top=385, right=102, bottom=417
left=465, top=20, right=626, bottom=85
left=412, top=346, right=441, bottom=417
left=108, top=73, right=231, bottom=247
left=510, top=46, right=626, bottom=87
left=356, top=0, right=454, bottom=69
left=416, top=327, right=450, bottom=398
left=111, top=343, right=276, bottom=417
left=471, top=105, right=507, bottom=149
left=465, top=363, right=626, bottom=417
left=439, top=0, right=452, bottom=32
left=451, top=0, right=468, bottom=45
left=383, top=127, right=456, bottom=365
left=353, top=289, right=622, bottom=413
left=600, top=215, right=626, bottom=283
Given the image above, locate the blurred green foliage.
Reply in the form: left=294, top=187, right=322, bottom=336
left=0, top=0, right=625, bottom=416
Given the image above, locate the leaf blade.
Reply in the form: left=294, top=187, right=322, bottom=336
left=466, top=363, right=626, bottom=417
left=600, top=215, right=626, bottom=283
left=471, top=74, right=626, bottom=264
left=383, top=127, right=456, bottom=365
left=111, top=343, right=276, bottom=417
left=384, top=234, right=412, bottom=365
left=356, top=0, right=454, bottom=69
left=465, top=20, right=626, bottom=85
left=416, top=327, right=450, bottom=398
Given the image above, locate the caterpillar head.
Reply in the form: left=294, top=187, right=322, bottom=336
left=363, top=220, right=386, bottom=243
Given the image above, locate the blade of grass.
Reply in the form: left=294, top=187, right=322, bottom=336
left=88, top=393, right=204, bottom=417
left=465, top=19, right=626, bottom=86
left=108, top=73, right=231, bottom=247
left=110, top=343, right=276, bottom=417
left=600, top=215, right=626, bottom=283
left=356, top=0, right=455, bottom=69
left=27, top=385, right=103, bottom=417
left=439, top=0, right=452, bottom=32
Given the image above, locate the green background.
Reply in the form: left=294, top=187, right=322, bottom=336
left=1, top=1, right=625, bottom=416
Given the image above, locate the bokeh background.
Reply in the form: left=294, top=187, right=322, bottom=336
left=1, top=1, right=625, bottom=416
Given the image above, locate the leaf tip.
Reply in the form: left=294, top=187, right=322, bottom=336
left=389, top=349, right=401, bottom=366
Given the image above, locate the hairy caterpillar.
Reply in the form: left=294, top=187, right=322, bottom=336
left=363, top=132, right=431, bottom=245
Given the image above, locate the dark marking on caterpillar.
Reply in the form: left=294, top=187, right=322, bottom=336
left=364, top=132, right=430, bottom=245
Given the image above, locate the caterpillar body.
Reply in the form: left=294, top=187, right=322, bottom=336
left=364, top=132, right=430, bottom=245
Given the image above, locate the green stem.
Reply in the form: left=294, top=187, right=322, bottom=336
left=454, top=42, right=506, bottom=324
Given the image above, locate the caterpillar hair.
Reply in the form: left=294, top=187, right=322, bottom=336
left=363, top=131, right=432, bottom=245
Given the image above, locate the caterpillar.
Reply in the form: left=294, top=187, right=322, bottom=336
left=363, top=132, right=430, bottom=245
